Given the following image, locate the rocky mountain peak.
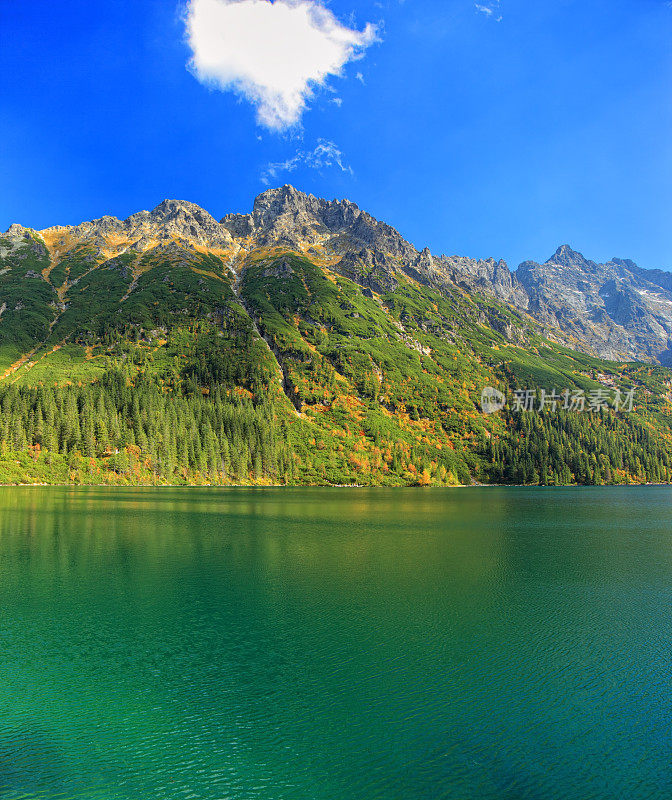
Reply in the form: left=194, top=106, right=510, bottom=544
left=546, top=244, right=596, bottom=271
left=249, top=185, right=332, bottom=236
left=120, top=200, right=233, bottom=250
left=610, top=257, right=638, bottom=273
left=149, top=199, right=217, bottom=225
left=252, top=185, right=317, bottom=215
left=1, top=199, right=236, bottom=256
left=220, top=184, right=412, bottom=259
left=3, top=223, right=33, bottom=241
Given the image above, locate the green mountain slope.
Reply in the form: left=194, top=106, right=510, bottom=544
left=1, top=189, right=671, bottom=486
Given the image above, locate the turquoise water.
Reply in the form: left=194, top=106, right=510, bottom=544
left=0, top=486, right=670, bottom=799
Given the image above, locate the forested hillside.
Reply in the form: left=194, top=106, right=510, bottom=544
left=1, top=187, right=671, bottom=486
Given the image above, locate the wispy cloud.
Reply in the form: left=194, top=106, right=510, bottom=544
left=475, top=0, right=502, bottom=21
left=261, top=139, right=352, bottom=184
left=185, top=0, right=378, bottom=132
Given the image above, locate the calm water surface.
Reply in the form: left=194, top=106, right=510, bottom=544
left=0, top=486, right=670, bottom=799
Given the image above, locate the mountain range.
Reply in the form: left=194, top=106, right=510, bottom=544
left=0, top=185, right=671, bottom=486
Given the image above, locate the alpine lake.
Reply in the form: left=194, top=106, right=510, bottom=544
left=0, top=486, right=670, bottom=799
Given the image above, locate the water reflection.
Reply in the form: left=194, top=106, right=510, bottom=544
left=0, top=487, right=670, bottom=799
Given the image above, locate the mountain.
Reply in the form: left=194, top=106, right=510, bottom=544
left=514, top=246, right=672, bottom=364
left=0, top=186, right=671, bottom=487
left=4, top=186, right=670, bottom=362
left=432, top=244, right=672, bottom=365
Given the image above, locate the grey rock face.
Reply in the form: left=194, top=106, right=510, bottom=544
left=222, top=184, right=416, bottom=261
left=4, top=223, right=33, bottom=240
left=516, top=246, right=672, bottom=362
left=129, top=199, right=234, bottom=249
left=436, top=255, right=528, bottom=309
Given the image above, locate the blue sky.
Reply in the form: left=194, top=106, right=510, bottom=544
left=1, top=0, right=670, bottom=270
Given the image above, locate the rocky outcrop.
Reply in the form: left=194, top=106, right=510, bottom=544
left=222, top=184, right=417, bottom=261
left=435, top=255, right=528, bottom=309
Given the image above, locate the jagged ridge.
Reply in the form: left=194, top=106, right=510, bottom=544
left=3, top=185, right=672, bottom=363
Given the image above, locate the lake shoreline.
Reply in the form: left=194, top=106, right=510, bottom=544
left=0, top=481, right=670, bottom=489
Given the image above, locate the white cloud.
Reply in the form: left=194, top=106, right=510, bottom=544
left=475, top=0, right=502, bottom=20
left=185, top=0, right=378, bottom=131
left=261, top=139, right=352, bottom=184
